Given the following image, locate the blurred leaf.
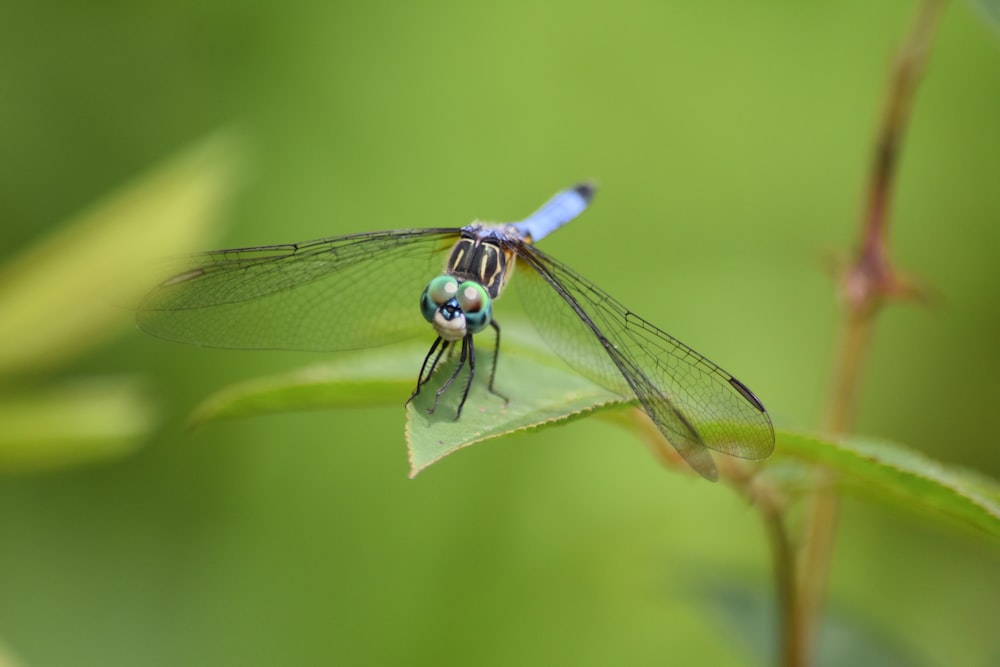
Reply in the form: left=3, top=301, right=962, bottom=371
left=776, top=433, right=1000, bottom=536
left=969, top=0, right=1000, bottom=37
left=0, top=377, right=156, bottom=473
left=698, top=579, right=925, bottom=667
left=697, top=581, right=775, bottom=666
left=0, top=131, right=245, bottom=376
left=0, top=641, right=25, bottom=667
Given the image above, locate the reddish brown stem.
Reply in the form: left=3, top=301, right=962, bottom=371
left=797, top=2, right=947, bottom=664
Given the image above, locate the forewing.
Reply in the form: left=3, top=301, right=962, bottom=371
left=511, top=241, right=774, bottom=478
left=137, top=228, right=458, bottom=351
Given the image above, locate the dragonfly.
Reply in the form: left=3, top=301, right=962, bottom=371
left=137, top=184, right=774, bottom=480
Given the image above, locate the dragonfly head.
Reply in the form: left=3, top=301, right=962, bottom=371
left=420, top=275, right=492, bottom=341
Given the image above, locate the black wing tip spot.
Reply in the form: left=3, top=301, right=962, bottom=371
left=728, top=377, right=767, bottom=413
left=573, top=182, right=596, bottom=204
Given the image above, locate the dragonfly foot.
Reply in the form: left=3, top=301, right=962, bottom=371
left=488, top=387, right=509, bottom=405
left=405, top=383, right=425, bottom=407
left=426, top=391, right=445, bottom=415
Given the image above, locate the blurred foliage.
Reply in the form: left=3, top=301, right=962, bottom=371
left=0, top=378, right=154, bottom=474
left=0, top=133, right=241, bottom=376
left=2, top=1, right=1000, bottom=667
left=0, top=136, right=240, bottom=473
left=970, top=0, right=1000, bottom=33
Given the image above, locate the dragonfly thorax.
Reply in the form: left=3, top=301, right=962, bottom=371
left=447, top=228, right=517, bottom=299
left=420, top=275, right=492, bottom=342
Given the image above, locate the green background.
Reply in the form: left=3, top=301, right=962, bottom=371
left=2, top=1, right=999, bottom=665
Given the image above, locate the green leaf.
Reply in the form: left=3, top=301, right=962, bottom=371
left=776, top=432, right=1000, bottom=537
left=188, top=343, right=423, bottom=424
left=405, top=346, right=622, bottom=477
left=0, top=131, right=244, bottom=376
left=187, top=337, right=1000, bottom=526
left=190, top=330, right=626, bottom=476
left=0, top=377, right=157, bottom=473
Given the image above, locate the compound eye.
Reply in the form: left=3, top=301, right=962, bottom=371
left=427, top=276, right=459, bottom=305
left=420, top=276, right=459, bottom=323
left=457, top=282, right=488, bottom=313
left=457, top=281, right=492, bottom=333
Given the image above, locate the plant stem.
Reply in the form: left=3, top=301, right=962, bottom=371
left=759, top=490, right=804, bottom=667
left=796, top=0, right=947, bottom=661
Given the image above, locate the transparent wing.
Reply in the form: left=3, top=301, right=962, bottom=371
left=137, top=228, right=459, bottom=351
left=511, top=241, right=775, bottom=480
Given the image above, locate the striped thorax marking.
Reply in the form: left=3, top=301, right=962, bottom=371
left=446, top=228, right=518, bottom=298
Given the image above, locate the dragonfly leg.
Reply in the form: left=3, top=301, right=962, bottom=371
left=454, top=334, right=477, bottom=420
left=429, top=335, right=469, bottom=415
left=487, top=320, right=509, bottom=404
left=407, top=337, right=448, bottom=405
